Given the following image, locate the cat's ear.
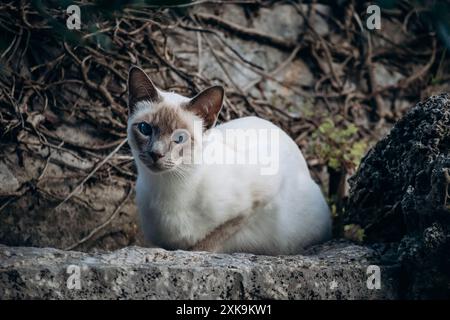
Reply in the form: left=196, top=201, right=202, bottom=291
left=128, top=66, right=160, bottom=115
left=185, top=86, right=224, bottom=129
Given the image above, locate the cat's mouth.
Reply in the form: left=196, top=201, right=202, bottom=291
left=139, top=153, right=178, bottom=173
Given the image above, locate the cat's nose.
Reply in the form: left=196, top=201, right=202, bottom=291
left=149, top=151, right=164, bottom=162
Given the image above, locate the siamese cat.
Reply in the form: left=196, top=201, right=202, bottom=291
left=127, top=66, right=331, bottom=255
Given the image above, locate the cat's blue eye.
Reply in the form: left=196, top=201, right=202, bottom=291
left=138, top=122, right=153, bottom=136
left=172, top=130, right=189, bottom=144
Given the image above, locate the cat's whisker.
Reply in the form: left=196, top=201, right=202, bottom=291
left=171, top=168, right=187, bottom=181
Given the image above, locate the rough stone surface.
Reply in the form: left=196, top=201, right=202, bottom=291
left=0, top=162, right=20, bottom=195
left=0, top=241, right=399, bottom=300
left=344, top=94, right=450, bottom=299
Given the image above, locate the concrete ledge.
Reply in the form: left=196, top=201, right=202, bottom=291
left=0, top=241, right=399, bottom=299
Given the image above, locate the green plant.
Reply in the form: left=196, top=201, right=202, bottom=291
left=312, top=116, right=367, bottom=172
left=343, top=224, right=365, bottom=243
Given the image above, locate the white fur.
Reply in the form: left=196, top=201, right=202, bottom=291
left=129, top=91, right=332, bottom=255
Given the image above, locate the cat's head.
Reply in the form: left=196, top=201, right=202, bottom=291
left=127, top=66, right=224, bottom=173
